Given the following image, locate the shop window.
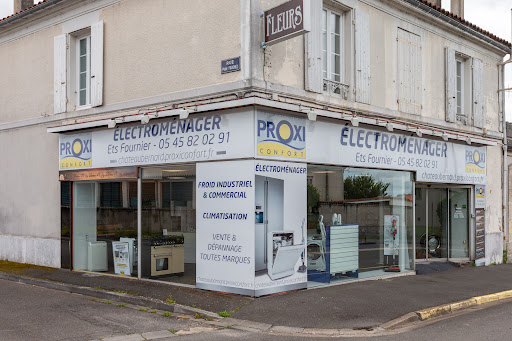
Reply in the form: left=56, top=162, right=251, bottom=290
left=307, top=166, right=414, bottom=288
left=100, top=182, right=122, bottom=208
left=61, top=181, right=72, bottom=269
left=141, top=166, right=196, bottom=285
left=72, top=181, right=137, bottom=276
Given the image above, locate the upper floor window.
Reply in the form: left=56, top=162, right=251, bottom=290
left=397, top=28, right=422, bottom=116
left=456, top=57, right=464, bottom=115
left=322, top=8, right=344, bottom=91
left=446, top=48, right=483, bottom=128
left=305, top=2, right=370, bottom=104
left=54, top=21, right=103, bottom=114
left=77, top=35, right=91, bottom=107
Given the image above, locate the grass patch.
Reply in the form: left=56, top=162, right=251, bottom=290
left=225, top=326, right=233, bottom=329
left=150, top=311, right=157, bottom=314
left=113, top=289, right=137, bottom=296
left=89, top=298, right=97, bottom=302
left=166, top=295, right=176, bottom=304
left=194, top=313, right=204, bottom=319
left=138, top=308, right=148, bottom=312
left=0, top=260, right=56, bottom=275
left=104, top=301, right=112, bottom=305
left=217, top=311, right=231, bottom=318
left=192, top=304, right=197, bottom=308
left=204, top=317, right=214, bottom=321
left=116, top=304, right=126, bottom=308
left=169, top=329, right=178, bottom=334
left=93, top=286, right=102, bottom=290
left=162, top=312, right=172, bottom=317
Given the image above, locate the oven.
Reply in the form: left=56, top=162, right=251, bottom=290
left=150, top=244, right=184, bottom=277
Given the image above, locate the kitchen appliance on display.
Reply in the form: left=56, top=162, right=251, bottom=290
left=146, top=235, right=185, bottom=277
left=267, top=231, right=303, bottom=280
left=307, top=215, right=326, bottom=271
left=87, top=241, right=108, bottom=272
left=255, top=175, right=284, bottom=272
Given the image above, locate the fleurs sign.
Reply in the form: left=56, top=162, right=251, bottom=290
left=264, top=0, right=311, bottom=45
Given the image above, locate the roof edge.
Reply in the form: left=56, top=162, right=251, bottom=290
left=0, top=0, right=65, bottom=28
left=402, top=0, right=511, bottom=54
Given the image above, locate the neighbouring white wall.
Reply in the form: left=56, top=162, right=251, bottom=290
left=100, top=0, right=241, bottom=106
left=0, top=26, right=60, bottom=123
left=0, top=124, right=60, bottom=266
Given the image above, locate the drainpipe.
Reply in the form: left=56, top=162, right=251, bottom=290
left=498, top=9, right=512, bottom=262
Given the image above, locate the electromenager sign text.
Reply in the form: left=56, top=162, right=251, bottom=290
left=58, top=111, right=254, bottom=170
left=307, top=121, right=486, bottom=184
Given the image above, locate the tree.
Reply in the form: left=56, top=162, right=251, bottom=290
left=344, top=175, right=389, bottom=199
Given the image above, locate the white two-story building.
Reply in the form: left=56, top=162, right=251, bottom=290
left=0, top=0, right=510, bottom=296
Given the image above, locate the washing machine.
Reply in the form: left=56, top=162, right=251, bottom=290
left=307, top=236, right=326, bottom=271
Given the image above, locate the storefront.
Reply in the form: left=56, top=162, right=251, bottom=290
left=55, top=106, right=488, bottom=296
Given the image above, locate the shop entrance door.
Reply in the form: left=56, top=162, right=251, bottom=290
left=415, top=187, right=470, bottom=261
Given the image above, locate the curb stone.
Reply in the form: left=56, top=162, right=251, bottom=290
left=415, top=289, right=512, bottom=320
left=0, top=272, right=218, bottom=319
left=3, top=271, right=512, bottom=337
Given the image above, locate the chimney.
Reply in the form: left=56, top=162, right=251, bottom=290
left=13, top=0, right=34, bottom=14
left=431, top=0, right=441, bottom=7
left=450, top=0, right=464, bottom=19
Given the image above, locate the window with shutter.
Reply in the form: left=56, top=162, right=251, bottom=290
left=397, top=28, right=422, bottom=115
left=53, top=21, right=103, bottom=112
left=445, top=48, right=481, bottom=127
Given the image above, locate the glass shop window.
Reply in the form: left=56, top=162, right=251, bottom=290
left=72, top=180, right=137, bottom=277
left=306, top=166, right=414, bottom=288
left=140, top=165, right=196, bottom=285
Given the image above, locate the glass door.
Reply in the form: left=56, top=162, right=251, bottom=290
left=415, top=186, right=470, bottom=261
left=426, top=188, right=448, bottom=259
left=449, top=188, right=470, bottom=258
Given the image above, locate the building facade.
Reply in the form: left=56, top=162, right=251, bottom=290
left=0, top=0, right=510, bottom=296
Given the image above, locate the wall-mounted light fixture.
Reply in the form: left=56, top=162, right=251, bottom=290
left=351, top=116, right=360, bottom=127
left=415, top=127, right=422, bottom=137
left=442, top=132, right=449, bottom=141
left=466, top=137, right=472, bottom=145
left=307, top=108, right=317, bottom=121
left=107, top=117, right=124, bottom=129
left=386, top=122, right=393, bottom=132
left=141, top=112, right=158, bottom=125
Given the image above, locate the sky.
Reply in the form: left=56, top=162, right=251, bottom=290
left=0, top=0, right=510, bottom=117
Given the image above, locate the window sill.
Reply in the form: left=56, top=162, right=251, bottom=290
left=323, top=79, right=349, bottom=100
left=76, top=105, right=92, bottom=111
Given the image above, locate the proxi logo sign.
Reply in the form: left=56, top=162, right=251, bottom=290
left=257, top=112, right=305, bottom=159
left=59, top=133, right=92, bottom=169
left=465, top=148, right=486, bottom=174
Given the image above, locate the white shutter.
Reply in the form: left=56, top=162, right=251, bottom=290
left=54, top=34, right=67, bottom=114
left=397, top=29, right=422, bottom=115
left=304, top=0, right=322, bottom=93
left=472, top=58, right=484, bottom=128
left=355, top=10, right=370, bottom=104
left=91, top=20, right=104, bottom=107
left=445, top=47, right=456, bottom=123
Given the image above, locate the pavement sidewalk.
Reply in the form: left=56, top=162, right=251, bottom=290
left=2, top=261, right=512, bottom=331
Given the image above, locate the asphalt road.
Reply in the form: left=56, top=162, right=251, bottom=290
left=0, top=279, right=202, bottom=341
left=180, top=299, right=512, bottom=341
left=2, top=277, right=511, bottom=341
